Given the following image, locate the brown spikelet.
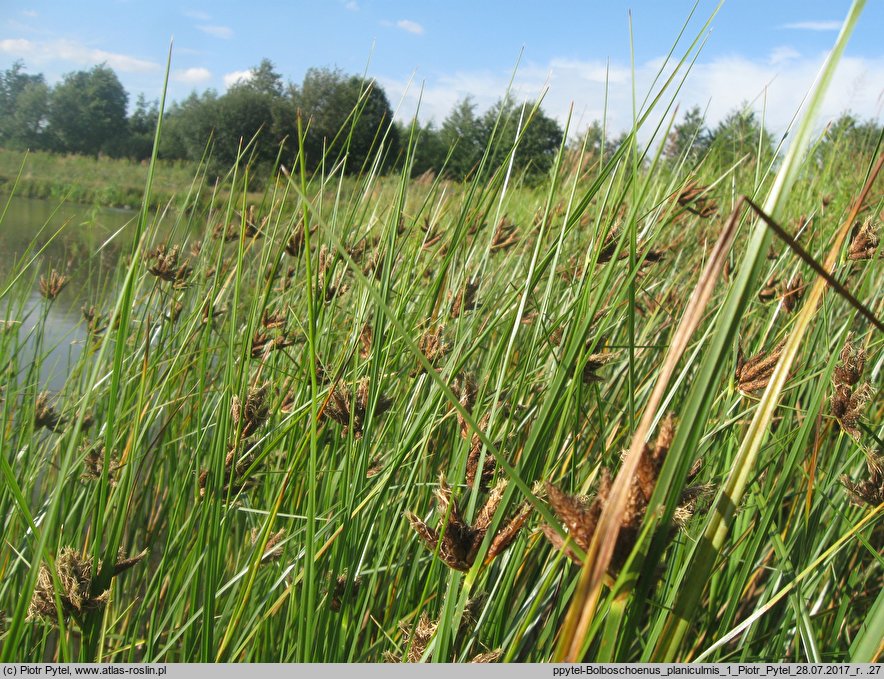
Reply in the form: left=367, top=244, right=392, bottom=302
left=676, top=181, right=718, bottom=219
left=28, top=547, right=145, bottom=626
left=144, top=245, right=192, bottom=287
left=111, top=548, right=148, bottom=577
left=466, top=413, right=496, bottom=489
left=82, top=305, right=107, bottom=335
left=250, top=328, right=297, bottom=358
left=417, top=325, right=449, bottom=372
left=450, top=279, right=479, bottom=318
left=831, top=383, right=872, bottom=439
left=250, top=527, right=286, bottom=563
left=39, top=269, right=69, bottom=301
left=847, top=219, right=879, bottom=260
left=169, top=300, right=184, bottom=323
left=407, top=477, right=529, bottom=572
left=359, top=323, right=373, bottom=359
left=735, top=338, right=786, bottom=394
left=366, top=456, right=383, bottom=478
left=833, top=334, right=865, bottom=387
left=781, top=273, right=804, bottom=313
left=323, top=377, right=392, bottom=439
left=758, top=275, right=780, bottom=302
left=79, top=442, right=120, bottom=485
left=261, top=308, right=287, bottom=331
left=314, top=245, right=349, bottom=302
left=471, top=649, right=503, bottom=663
left=199, top=442, right=260, bottom=499
left=544, top=416, right=708, bottom=575
left=201, top=300, right=224, bottom=325
left=232, top=383, right=270, bottom=439
left=328, top=571, right=362, bottom=612
left=453, top=373, right=478, bottom=439
left=830, top=334, right=872, bottom=439
left=840, top=452, right=883, bottom=507
left=34, top=391, right=66, bottom=431
left=596, top=229, right=626, bottom=263
left=403, top=612, right=437, bottom=662
left=490, top=216, right=520, bottom=251
left=582, top=351, right=616, bottom=384
left=285, top=221, right=315, bottom=257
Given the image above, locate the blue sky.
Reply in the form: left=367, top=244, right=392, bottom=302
left=2, top=1, right=882, bottom=136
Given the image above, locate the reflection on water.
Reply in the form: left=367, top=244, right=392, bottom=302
left=0, top=196, right=138, bottom=391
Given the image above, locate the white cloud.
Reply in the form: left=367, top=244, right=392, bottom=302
left=197, top=24, right=233, bottom=39
left=184, top=9, right=211, bottom=21
left=0, top=38, right=34, bottom=54
left=0, top=38, right=158, bottom=72
left=380, top=52, right=884, bottom=143
left=21, top=10, right=38, bottom=18
left=396, top=19, right=424, bottom=35
left=769, top=46, right=800, bottom=65
left=345, top=1, right=359, bottom=11
left=782, top=21, right=842, bottom=31
left=173, top=67, right=211, bottom=84
left=223, top=69, right=253, bottom=88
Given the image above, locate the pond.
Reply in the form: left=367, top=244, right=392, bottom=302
left=0, top=195, right=139, bottom=391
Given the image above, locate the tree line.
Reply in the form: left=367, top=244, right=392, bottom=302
left=1, top=58, right=880, bottom=180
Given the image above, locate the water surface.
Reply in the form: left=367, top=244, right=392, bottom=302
left=0, top=196, right=138, bottom=390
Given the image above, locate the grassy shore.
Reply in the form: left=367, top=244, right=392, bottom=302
left=0, top=148, right=271, bottom=210
left=0, top=7, right=881, bottom=663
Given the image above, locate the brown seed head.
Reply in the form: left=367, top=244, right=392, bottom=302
left=847, top=219, right=879, bottom=260
left=34, top=391, right=65, bottom=431
left=450, top=279, right=479, bottom=318
left=232, top=383, right=270, bottom=438
left=735, top=338, right=786, bottom=394
left=39, top=270, right=69, bottom=301
left=490, top=216, right=520, bottom=251
left=676, top=181, right=718, bottom=219
left=28, top=547, right=145, bottom=625
left=833, top=334, right=866, bottom=387
left=781, top=273, right=805, bottom=313
left=250, top=527, right=286, bottom=563
left=418, top=325, right=449, bottom=371
left=407, top=477, right=529, bottom=572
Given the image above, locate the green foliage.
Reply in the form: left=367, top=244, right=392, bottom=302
left=0, top=61, right=50, bottom=151
left=0, top=35, right=881, bottom=661
left=294, top=67, right=399, bottom=173
left=46, top=64, right=129, bottom=157
left=706, top=104, right=775, bottom=169
left=482, top=97, right=564, bottom=179
left=127, top=94, right=160, bottom=161
left=160, top=90, right=219, bottom=162
left=816, top=112, right=883, bottom=168
left=663, top=105, right=710, bottom=161
left=439, top=97, right=486, bottom=179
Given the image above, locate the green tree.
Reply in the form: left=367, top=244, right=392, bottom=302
left=46, top=64, right=129, bottom=156
left=0, top=61, right=50, bottom=150
left=707, top=105, right=775, bottom=169
left=395, top=118, right=447, bottom=177
left=439, top=97, right=485, bottom=179
left=294, top=67, right=398, bottom=173
left=212, top=86, right=278, bottom=167
left=159, top=90, right=219, bottom=161
left=127, top=93, right=159, bottom=160
left=816, top=112, right=882, bottom=165
left=664, top=105, right=710, bottom=161
left=237, top=58, right=284, bottom=98
left=480, top=97, right=564, bottom=179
